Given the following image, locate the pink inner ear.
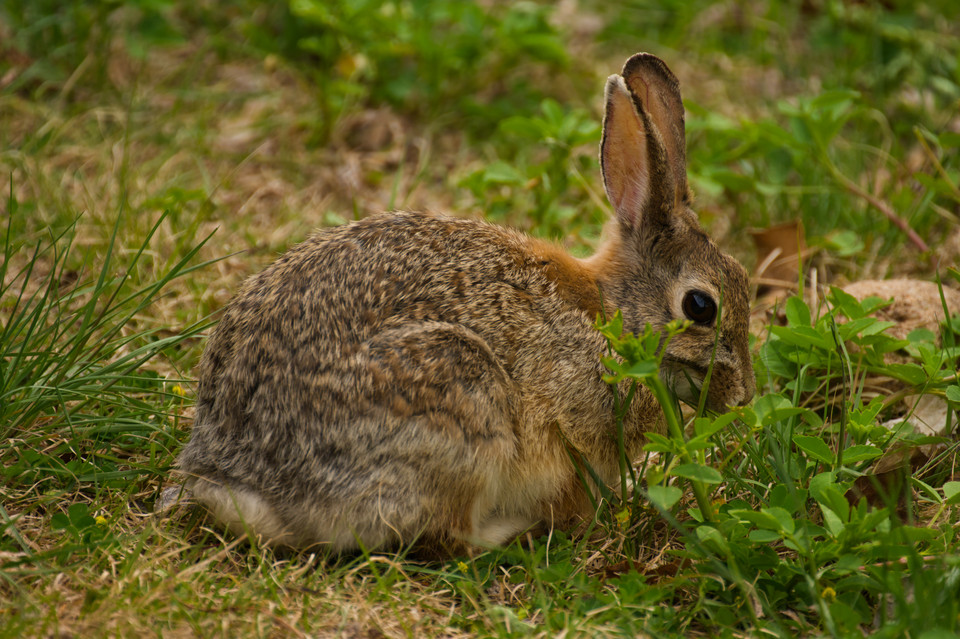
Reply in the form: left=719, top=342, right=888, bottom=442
left=607, top=166, right=650, bottom=230
left=602, top=77, right=652, bottom=230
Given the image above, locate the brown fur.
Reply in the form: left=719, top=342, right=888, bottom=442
left=177, top=53, right=755, bottom=554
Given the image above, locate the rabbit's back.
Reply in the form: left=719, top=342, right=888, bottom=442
left=196, top=211, right=608, bottom=432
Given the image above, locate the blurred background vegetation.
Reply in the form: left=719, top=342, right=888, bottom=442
left=2, top=0, right=959, bottom=270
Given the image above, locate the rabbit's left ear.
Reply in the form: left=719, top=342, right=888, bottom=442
left=600, top=74, right=674, bottom=231
left=620, top=53, right=690, bottom=206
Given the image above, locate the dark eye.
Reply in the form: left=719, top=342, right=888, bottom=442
left=682, top=290, right=717, bottom=326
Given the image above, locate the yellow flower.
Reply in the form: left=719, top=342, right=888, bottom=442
left=95, top=515, right=108, bottom=526
left=615, top=507, right=630, bottom=526
left=171, top=384, right=185, bottom=397
left=821, top=586, right=836, bottom=602
left=457, top=561, right=469, bottom=573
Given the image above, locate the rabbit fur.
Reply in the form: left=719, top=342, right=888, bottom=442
left=177, top=53, right=755, bottom=555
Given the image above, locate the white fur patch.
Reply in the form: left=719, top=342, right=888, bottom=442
left=190, top=478, right=296, bottom=546
left=472, top=515, right=537, bottom=547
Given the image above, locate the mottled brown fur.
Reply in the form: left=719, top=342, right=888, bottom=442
left=177, top=53, right=755, bottom=554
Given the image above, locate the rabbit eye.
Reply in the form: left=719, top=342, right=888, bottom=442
left=682, top=290, right=717, bottom=326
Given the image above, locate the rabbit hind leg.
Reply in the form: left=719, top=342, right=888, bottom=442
left=358, top=321, right=522, bottom=551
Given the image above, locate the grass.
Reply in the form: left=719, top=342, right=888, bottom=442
left=1, top=0, right=959, bottom=636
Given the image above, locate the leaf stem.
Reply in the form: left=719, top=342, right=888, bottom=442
left=646, top=375, right=715, bottom=524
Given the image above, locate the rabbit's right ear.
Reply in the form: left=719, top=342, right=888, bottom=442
left=601, top=53, right=689, bottom=232
left=620, top=53, right=689, bottom=206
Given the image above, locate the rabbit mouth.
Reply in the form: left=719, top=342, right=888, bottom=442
left=659, top=358, right=706, bottom=407
left=661, top=358, right=747, bottom=412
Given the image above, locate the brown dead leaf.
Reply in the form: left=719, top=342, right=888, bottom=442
left=751, top=220, right=808, bottom=299
left=749, top=220, right=818, bottom=338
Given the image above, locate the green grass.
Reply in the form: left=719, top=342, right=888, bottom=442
left=1, top=1, right=959, bottom=637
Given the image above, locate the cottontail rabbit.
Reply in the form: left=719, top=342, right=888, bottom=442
left=177, top=53, right=755, bottom=554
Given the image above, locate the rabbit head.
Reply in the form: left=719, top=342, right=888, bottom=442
left=587, top=53, right=755, bottom=411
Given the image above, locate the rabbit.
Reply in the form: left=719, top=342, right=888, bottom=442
left=176, top=52, right=756, bottom=555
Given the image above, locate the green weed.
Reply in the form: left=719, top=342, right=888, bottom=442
left=264, top=0, right=570, bottom=143
left=583, top=286, right=960, bottom=635
left=0, top=0, right=184, bottom=97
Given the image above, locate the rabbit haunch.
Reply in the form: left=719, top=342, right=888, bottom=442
left=177, top=53, right=755, bottom=554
